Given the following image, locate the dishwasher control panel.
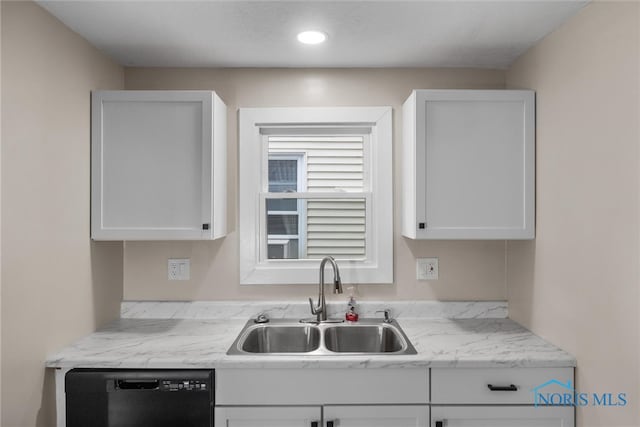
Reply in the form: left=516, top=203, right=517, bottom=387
left=113, top=377, right=209, bottom=392
left=161, top=379, right=208, bottom=391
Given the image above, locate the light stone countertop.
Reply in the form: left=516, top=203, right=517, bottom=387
left=45, top=316, right=576, bottom=369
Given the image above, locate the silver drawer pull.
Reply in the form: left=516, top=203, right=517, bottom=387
left=487, top=383, right=518, bottom=391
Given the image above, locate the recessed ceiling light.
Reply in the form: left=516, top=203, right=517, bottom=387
left=297, top=30, right=327, bottom=45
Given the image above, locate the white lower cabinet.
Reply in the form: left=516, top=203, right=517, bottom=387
left=215, top=404, right=572, bottom=427
left=215, top=369, right=430, bottom=427
left=215, top=406, right=321, bottom=427
left=214, top=368, right=575, bottom=427
left=431, top=406, right=574, bottom=427
left=215, top=405, right=429, bottom=427
left=430, top=368, right=575, bottom=427
left=325, top=405, right=429, bottom=426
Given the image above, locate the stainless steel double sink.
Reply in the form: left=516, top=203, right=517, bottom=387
left=227, top=318, right=417, bottom=356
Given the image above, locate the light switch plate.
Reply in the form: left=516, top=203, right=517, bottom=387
left=416, top=257, right=438, bottom=280
left=168, top=258, right=190, bottom=281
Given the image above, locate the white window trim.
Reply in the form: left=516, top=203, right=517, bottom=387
left=239, top=107, right=393, bottom=285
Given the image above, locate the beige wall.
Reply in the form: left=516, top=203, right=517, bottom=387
left=1, top=2, right=124, bottom=427
left=506, top=2, right=639, bottom=427
left=124, top=68, right=509, bottom=301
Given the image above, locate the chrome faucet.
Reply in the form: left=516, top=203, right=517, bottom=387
left=308, top=256, right=343, bottom=322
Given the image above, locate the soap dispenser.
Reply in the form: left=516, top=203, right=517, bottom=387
left=345, top=287, right=359, bottom=322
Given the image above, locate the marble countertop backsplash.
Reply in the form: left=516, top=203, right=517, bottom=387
left=45, top=300, right=575, bottom=370
left=120, top=300, right=508, bottom=320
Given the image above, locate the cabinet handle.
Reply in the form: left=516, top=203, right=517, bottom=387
left=326, top=421, right=335, bottom=427
left=487, top=383, right=518, bottom=391
left=435, top=421, right=444, bottom=427
left=311, top=422, right=319, bottom=427
left=202, top=223, right=210, bottom=230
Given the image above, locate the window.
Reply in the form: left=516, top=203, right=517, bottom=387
left=266, top=136, right=367, bottom=260
left=239, top=107, right=392, bottom=284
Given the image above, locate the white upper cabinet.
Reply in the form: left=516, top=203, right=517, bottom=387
left=402, top=90, right=535, bottom=240
left=91, top=90, right=227, bottom=240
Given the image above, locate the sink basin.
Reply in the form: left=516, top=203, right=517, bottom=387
left=324, top=324, right=404, bottom=353
left=227, top=318, right=417, bottom=356
left=238, top=324, right=320, bottom=353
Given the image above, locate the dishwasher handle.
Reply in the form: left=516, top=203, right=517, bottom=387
left=116, top=379, right=160, bottom=390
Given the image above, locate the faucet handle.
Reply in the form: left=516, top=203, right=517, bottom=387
left=308, top=297, right=321, bottom=315
left=254, top=313, right=270, bottom=324
left=376, top=309, right=392, bottom=323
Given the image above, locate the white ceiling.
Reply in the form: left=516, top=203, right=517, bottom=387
left=37, top=1, right=588, bottom=69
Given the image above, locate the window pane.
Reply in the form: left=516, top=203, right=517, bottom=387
left=266, top=197, right=366, bottom=260
left=268, top=239, right=299, bottom=259
left=268, top=159, right=298, bottom=192
left=306, top=198, right=366, bottom=260
left=267, top=214, right=299, bottom=235
left=268, top=136, right=365, bottom=193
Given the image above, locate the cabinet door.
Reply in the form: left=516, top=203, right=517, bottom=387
left=91, top=90, right=227, bottom=240
left=431, top=406, right=574, bottom=427
left=215, top=406, right=321, bottom=427
left=404, top=90, right=535, bottom=240
left=324, top=405, right=429, bottom=427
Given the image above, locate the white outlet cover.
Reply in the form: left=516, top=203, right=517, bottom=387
left=416, top=257, right=439, bottom=281
left=168, top=258, right=190, bottom=281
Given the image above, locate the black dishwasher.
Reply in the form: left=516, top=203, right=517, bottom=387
left=65, top=369, right=214, bottom=427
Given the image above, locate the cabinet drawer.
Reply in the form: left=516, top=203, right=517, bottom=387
left=217, top=368, right=428, bottom=405
left=431, top=368, right=573, bottom=404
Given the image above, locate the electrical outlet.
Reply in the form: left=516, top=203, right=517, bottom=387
left=168, top=258, right=190, bottom=281
left=416, top=257, right=438, bottom=280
